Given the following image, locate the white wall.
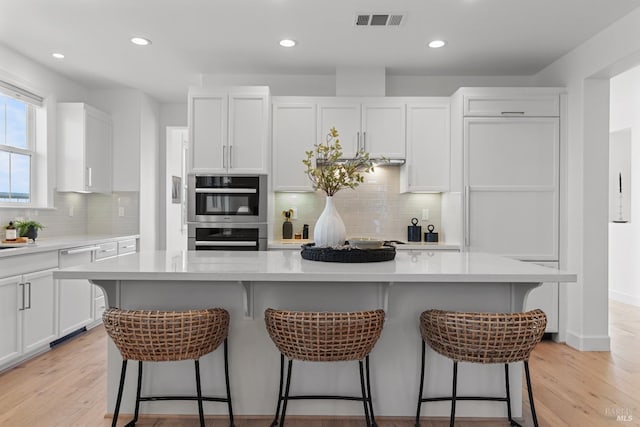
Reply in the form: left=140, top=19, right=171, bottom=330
left=139, top=94, right=160, bottom=251
left=165, top=128, right=188, bottom=251
left=532, top=7, right=640, bottom=350
left=609, top=66, right=640, bottom=306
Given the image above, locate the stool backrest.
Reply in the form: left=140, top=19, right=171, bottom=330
left=103, top=308, right=229, bottom=362
left=265, top=309, right=385, bottom=362
left=420, top=309, right=547, bottom=364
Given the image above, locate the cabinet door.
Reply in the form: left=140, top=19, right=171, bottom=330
left=361, top=102, right=405, bottom=159
left=402, top=101, right=450, bottom=192
left=463, top=94, right=560, bottom=117
left=317, top=102, right=361, bottom=158
left=58, top=278, right=93, bottom=336
left=272, top=102, right=316, bottom=191
left=190, top=94, right=227, bottom=172
left=0, top=276, right=21, bottom=366
left=22, top=269, right=57, bottom=354
left=465, top=117, right=559, bottom=260
left=85, top=108, right=113, bottom=193
left=228, top=94, right=269, bottom=173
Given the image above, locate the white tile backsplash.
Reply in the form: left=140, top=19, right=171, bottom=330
left=274, top=167, right=442, bottom=242
left=0, top=191, right=139, bottom=239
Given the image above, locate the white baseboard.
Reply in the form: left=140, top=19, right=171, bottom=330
left=565, top=331, right=611, bottom=351
left=609, top=290, right=640, bottom=307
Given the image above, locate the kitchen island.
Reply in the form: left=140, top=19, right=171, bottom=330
left=54, top=250, right=575, bottom=421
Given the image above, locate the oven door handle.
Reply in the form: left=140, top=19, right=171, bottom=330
left=195, top=241, right=257, bottom=247
left=195, top=188, right=257, bottom=194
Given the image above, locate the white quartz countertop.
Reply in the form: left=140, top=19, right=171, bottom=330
left=268, top=240, right=461, bottom=250
left=0, top=234, right=139, bottom=258
left=53, top=250, right=576, bottom=283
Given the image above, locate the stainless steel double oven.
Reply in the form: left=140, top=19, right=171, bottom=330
left=187, top=174, right=267, bottom=251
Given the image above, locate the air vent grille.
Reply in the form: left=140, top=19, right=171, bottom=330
left=355, top=13, right=405, bottom=27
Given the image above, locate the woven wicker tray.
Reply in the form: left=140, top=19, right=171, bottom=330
left=300, top=243, right=396, bottom=263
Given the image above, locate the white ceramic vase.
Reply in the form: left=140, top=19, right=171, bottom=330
left=314, top=196, right=346, bottom=247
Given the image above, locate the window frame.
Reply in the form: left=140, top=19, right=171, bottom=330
left=0, top=94, right=37, bottom=206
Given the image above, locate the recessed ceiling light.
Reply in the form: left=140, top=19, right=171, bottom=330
left=52, top=52, right=65, bottom=59
left=428, top=40, right=447, bottom=49
left=131, top=37, right=152, bottom=46
left=279, top=39, right=296, bottom=48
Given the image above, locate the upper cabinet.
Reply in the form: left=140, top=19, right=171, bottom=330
left=400, top=98, right=450, bottom=193
left=272, top=98, right=316, bottom=192
left=189, top=87, right=270, bottom=174
left=57, top=103, right=113, bottom=193
left=463, top=93, right=560, bottom=117
left=317, top=99, right=405, bottom=159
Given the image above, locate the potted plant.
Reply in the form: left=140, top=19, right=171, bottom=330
left=15, top=220, right=44, bottom=241
left=302, top=127, right=376, bottom=247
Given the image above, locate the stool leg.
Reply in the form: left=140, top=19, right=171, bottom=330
left=358, top=360, right=371, bottom=427
left=112, top=360, right=128, bottom=427
left=365, top=355, right=377, bottom=427
left=270, top=354, right=285, bottom=427
left=279, top=359, right=293, bottom=427
left=504, top=363, right=516, bottom=426
left=524, top=361, right=539, bottom=427
left=223, top=339, right=234, bottom=427
left=195, top=359, right=205, bottom=427
left=131, top=361, right=143, bottom=425
left=415, top=340, right=426, bottom=427
left=450, top=361, right=458, bottom=427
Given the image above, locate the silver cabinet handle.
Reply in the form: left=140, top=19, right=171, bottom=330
left=501, top=111, right=525, bottom=115
left=25, top=282, right=31, bottom=310
left=99, top=248, right=117, bottom=254
left=61, top=246, right=99, bottom=255
left=356, top=131, right=361, bottom=151
left=229, top=145, right=233, bottom=169
left=87, top=167, right=93, bottom=188
left=121, top=245, right=136, bottom=250
left=465, top=186, right=470, bottom=247
left=19, top=283, right=25, bottom=311
left=222, top=146, right=227, bottom=169
left=363, top=131, right=367, bottom=151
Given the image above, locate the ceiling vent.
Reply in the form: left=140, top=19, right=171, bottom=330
left=355, top=13, right=405, bottom=27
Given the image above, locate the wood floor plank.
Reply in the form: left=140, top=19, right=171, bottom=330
left=0, top=300, right=638, bottom=426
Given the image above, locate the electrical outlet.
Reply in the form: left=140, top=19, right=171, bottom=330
left=291, top=207, right=298, bottom=219
left=422, top=209, right=429, bottom=221
left=118, top=207, right=125, bottom=217
left=68, top=206, right=74, bottom=217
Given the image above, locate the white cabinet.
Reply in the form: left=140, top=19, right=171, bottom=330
left=0, top=276, right=21, bottom=367
left=58, top=245, right=96, bottom=336
left=317, top=99, right=405, bottom=159
left=57, top=103, right=113, bottom=193
left=92, top=242, right=117, bottom=324
left=464, top=116, right=560, bottom=260
left=189, top=87, right=270, bottom=174
left=456, top=88, right=562, bottom=261
left=0, top=251, right=58, bottom=370
left=401, top=99, right=450, bottom=192
left=22, top=269, right=58, bottom=353
left=272, top=99, right=317, bottom=191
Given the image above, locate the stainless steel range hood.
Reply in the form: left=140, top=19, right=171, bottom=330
left=315, top=158, right=405, bottom=166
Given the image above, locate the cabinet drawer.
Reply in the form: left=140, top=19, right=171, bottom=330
left=118, top=239, right=137, bottom=255
left=0, top=251, right=58, bottom=279
left=95, top=242, right=118, bottom=260
left=464, top=95, right=559, bottom=117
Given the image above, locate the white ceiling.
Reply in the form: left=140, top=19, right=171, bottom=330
left=2, top=0, right=640, bottom=103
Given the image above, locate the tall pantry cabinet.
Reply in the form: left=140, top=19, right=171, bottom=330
left=450, top=88, right=565, bottom=332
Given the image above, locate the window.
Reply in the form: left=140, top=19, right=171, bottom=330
left=0, top=93, right=35, bottom=203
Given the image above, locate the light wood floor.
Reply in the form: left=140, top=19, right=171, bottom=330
left=1, top=301, right=638, bottom=427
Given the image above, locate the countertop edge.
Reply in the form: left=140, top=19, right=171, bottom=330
left=0, top=234, right=140, bottom=258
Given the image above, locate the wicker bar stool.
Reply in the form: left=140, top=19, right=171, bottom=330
left=264, top=308, right=385, bottom=427
left=102, top=308, right=234, bottom=427
left=415, top=309, right=547, bottom=427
